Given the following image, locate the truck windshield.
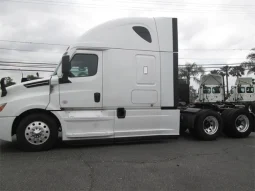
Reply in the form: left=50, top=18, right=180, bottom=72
left=212, top=87, right=220, bottom=94
left=52, top=51, right=69, bottom=76
left=246, top=87, right=254, bottom=93
left=203, top=86, right=211, bottom=94
left=52, top=62, right=61, bottom=75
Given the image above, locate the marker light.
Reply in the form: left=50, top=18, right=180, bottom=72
left=0, top=103, right=7, bottom=112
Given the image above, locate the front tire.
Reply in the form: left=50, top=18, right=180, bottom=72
left=16, top=113, right=58, bottom=151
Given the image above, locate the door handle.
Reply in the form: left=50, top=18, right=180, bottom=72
left=117, top=108, right=126, bottom=119
left=94, top=93, right=100, bottom=103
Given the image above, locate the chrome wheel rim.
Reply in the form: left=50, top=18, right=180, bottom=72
left=203, top=116, right=219, bottom=135
left=25, top=121, right=50, bottom=145
left=235, top=115, right=249, bottom=132
left=248, top=105, right=252, bottom=113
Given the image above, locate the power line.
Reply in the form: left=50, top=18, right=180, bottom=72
left=179, top=58, right=246, bottom=60
left=0, top=47, right=62, bottom=54
left=179, top=64, right=240, bottom=66
left=26, top=0, right=255, bottom=8
left=179, top=49, right=252, bottom=51
left=0, top=57, right=58, bottom=64
left=124, top=0, right=255, bottom=7
left=0, top=68, right=54, bottom=72
left=0, top=64, right=56, bottom=68
left=3, top=0, right=255, bottom=14
left=9, top=0, right=255, bottom=10
left=0, top=47, right=253, bottom=54
left=0, top=39, right=69, bottom=47
left=79, top=0, right=255, bottom=8
left=0, top=60, right=58, bottom=65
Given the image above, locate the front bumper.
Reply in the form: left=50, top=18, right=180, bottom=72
left=0, top=117, right=15, bottom=142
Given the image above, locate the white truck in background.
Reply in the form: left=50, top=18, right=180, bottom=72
left=0, top=18, right=254, bottom=151
left=196, top=74, right=255, bottom=104
left=194, top=74, right=255, bottom=110
left=228, top=77, right=255, bottom=103
left=196, top=74, right=225, bottom=103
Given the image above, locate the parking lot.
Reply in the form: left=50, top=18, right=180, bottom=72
left=0, top=133, right=254, bottom=191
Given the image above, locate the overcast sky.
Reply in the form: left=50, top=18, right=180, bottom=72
left=0, top=0, right=254, bottom=89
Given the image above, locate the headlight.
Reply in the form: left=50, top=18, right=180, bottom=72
left=0, top=103, right=7, bottom=112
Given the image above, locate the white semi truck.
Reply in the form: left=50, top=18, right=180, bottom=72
left=228, top=77, right=255, bottom=103
left=194, top=74, right=255, bottom=111
left=0, top=18, right=254, bottom=151
left=196, top=74, right=225, bottom=103
left=196, top=74, right=255, bottom=104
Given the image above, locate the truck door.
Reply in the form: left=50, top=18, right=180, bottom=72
left=59, top=50, right=102, bottom=108
left=59, top=50, right=114, bottom=140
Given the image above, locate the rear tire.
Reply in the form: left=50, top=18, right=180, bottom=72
left=193, top=110, right=222, bottom=141
left=16, top=113, right=58, bottom=152
left=223, top=109, right=253, bottom=138
left=248, top=102, right=255, bottom=113
left=180, top=124, right=188, bottom=135
left=221, top=109, right=232, bottom=121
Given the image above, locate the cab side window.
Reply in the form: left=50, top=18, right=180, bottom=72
left=69, top=54, right=98, bottom=78
left=237, top=87, right=245, bottom=93
left=203, top=86, right=211, bottom=94
left=246, top=87, right=254, bottom=93
left=212, top=87, right=220, bottom=94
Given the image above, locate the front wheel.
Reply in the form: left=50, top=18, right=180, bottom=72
left=16, top=113, right=59, bottom=151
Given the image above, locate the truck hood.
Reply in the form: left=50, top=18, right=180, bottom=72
left=1, top=77, right=50, bottom=102
left=0, top=77, right=51, bottom=116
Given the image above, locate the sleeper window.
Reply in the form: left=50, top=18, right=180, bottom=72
left=133, top=26, right=152, bottom=43
left=69, top=54, right=98, bottom=77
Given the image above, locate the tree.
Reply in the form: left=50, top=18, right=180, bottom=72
left=220, top=65, right=231, bottom=96
left=5, top=77, right=16, bottom=87
left=210, top=70, right=219, bottom=75
left=242, top=48, right=255, bottom=75
left=229, top=65, right=245, bottom=78
left=189, top=86, right=197, bottom=103
left=27, top=73, right=40, bottom=81
left=178, top=62, right=205, bottom=85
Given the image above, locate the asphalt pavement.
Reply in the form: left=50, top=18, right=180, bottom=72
left=0, top=133, right=254, bottom=191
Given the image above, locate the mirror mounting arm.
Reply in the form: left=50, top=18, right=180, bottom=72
left=1, top=78, right=7, bottom=97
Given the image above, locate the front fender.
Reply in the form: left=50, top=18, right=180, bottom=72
left=0, top=85, right=50, bottom=117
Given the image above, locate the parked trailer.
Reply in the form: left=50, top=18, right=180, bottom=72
left=0, top=18, right=254, bottom=151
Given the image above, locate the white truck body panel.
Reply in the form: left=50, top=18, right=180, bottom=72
left=77, top=18, right=159, bottom=51
left=0, top=80, right=50, bottom=117
left=0, top=17, right=179, bottom=142
left=160, top=52, right=175, bottom=107
left=154, top=18, right=174, bottom=52
left=114, top=109, right=179, bottom=138
left=102, top=49, right=161, bottom=108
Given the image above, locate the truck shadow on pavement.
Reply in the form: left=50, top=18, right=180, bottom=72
left=0, top=134, right=187, bottom=153
left=2, top=131, right=245, bottom=154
